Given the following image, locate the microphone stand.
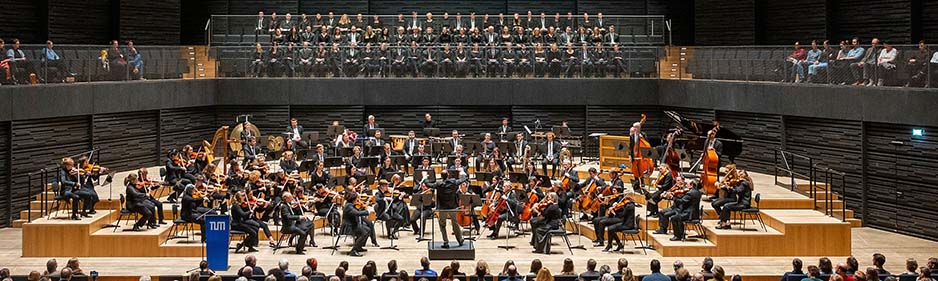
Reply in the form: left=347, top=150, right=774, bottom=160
left=190, top=203, right=223, bottom=272
left=379, top=198, right=400, bottom=251
left=101, top=175, right=120, bottom=229
left=497, top=189, right=516, bottom=250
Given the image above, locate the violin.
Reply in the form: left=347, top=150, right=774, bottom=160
left=172, top=153, right=187, bottom=166
left=606, top=195, right=634, bottom=216
left=83, top=163, right=106, bottom=174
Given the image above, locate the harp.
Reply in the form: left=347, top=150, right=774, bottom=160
left=203, top=126, right=230, bottom=173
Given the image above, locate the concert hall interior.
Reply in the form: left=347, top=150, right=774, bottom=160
left=1, top=1, right=938, bottom=281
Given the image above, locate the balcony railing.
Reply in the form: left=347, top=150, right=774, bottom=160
left=1, top=44, right=192, bottom=85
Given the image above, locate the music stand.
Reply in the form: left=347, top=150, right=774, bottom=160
left=552, top=126, right=571, bottom=137
left=496, top=142, right=512, bottom=154
left=390, top=155, right=408, bottom=169
left=459, top=193, right=483, bottom=241
left=441, top=142, right=455, bottom=155
left=411, top=193, right=435, bottom=242
left=536, top=175, right=552, bottom=187
left=367, top=146, right=383, bottom=156
left=359, top=156, right=380, bottom=174
left=327, top=125, right=344, bottom=138
left=337, top=147, right=353, bottom=158
left=366, top=128, right=381, bottom=138
left=414, top=169, right=436, bottom=183
left=384, top=172, right=405, bottom=181
left=323, top=157, right=344, bottom=169
left=475, top=172, right=494, bottom=183
left=328, top=176, right=345, bottom=189
left=423, top=128, right=440, bottom=138
left=508, top=172, right=527, bottom=184
left=413, top=154, right=432, bottom=166
left=463, top=140, right=480, bottom=156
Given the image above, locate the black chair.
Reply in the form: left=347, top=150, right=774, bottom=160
left=165, top=204, right=195, bottom=244
left=272, top=230, right=299, bottom=253
left=230, top=229, right=249, bottom=253
left=619, top=214, right=646, bottom=254
left=48, top=182, right=74, bottom=220
left=785, top=274, right=808, bottom=281
left=735, top=193, right=767, bottom=231
left=113, top=194, right=141, bottom=232
left=554, top=275, right=578, bottom=281
left=685, top=206, right=707, bottom=241
left=546, top=228, right=574, bottom=255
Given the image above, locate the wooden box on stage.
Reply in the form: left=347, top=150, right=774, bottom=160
left=599, top=135, right=632, bottom=169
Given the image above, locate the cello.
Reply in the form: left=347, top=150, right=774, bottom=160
left=630, top=114, right=654, bottom=179
left=700, top=127, right=720, bottom=195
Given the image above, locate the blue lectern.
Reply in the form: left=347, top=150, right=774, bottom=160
left=204, top=215, right=230, bottom=270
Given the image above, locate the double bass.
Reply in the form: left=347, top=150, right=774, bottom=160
left=630, top=114, right=654, bottom=179
left=700, top=126, right=720, bottom=195
left=661, top=129, right=682, bottom=173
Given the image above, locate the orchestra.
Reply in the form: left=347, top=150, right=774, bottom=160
left=62, top=112, right=758, bottom=257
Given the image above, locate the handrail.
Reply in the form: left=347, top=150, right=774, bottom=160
left=774, top=148, right=849, bottom=222
left=205, top=18, right=213, bottom=46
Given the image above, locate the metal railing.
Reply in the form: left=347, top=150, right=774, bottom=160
left=209, top=14, right=668, bottom=46
left=1, top=44, right=192, bottom=85
left=774, top=148, right=849, bottom=222
left=680, top=44, right=936, bottom=89
left=209, top=45, right=662, bottom=79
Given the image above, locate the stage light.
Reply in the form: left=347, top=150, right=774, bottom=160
left=912, top=128, right=925, bottom=137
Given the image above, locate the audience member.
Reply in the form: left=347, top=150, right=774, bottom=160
left=41, top=40, right=69, bottom=82
left=837, top=264, right=857, bottom=281
left=529, top=259, right=543, bottom=277
left=500, top=265, right=522, bottom=281
left=440, top=266, right=455, bottom=281
left=802, top=266, right=822, bottom=281
left=709, top=266, right=726, bottom=281
left=59, top=268, right=72, bottom=281
left=905, top=259, right=921, bottom=275
left=561, top=258, right=575, bottom=275
left=919, top=267, right=935, bottom=281
left=199, top=260, right=215, bottom=276
left=874, top=41, right=897, bottom=86
left=280, top=259, right=296, bottom=278
left=785, top=41, right=806, bottom=82
left=416, top=257, right=438, bottom=276
left=874, top=253, right=892, bottom=277
left=451, top=261, right=465, bottom=276
left=821, top=258, right=834, bottom=275
left=535, top=268, right=554, bottom=281
left=782, top=258, right=805, bottom=281
left=27, top=271, right=40, bottom=281
left=476, top=260, right=491, bottom=279
left=645, top=260, right=671, bottom=281
left=126, top=41, right=144, bottom=80
left=42, top=259, right=60, bottom=278
left=65, top=258, right=85, bottom=275
left=847, top=257, right=861, bottom=275
left=676, top=268, right=691, bottom=281
left=579, top=259, right=601, bottom=281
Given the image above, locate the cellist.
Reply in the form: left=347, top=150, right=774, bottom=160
left=485, top=178, right=521, bottom=240
left=647, top=164, right=675, bottom=218
left=576, top=167, right=606, bottom=221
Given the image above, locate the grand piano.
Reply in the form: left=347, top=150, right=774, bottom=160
left=664, top=111, right=744, bottom=164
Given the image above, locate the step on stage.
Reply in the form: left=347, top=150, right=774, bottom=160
left=427, top=241, right=475, bottom=260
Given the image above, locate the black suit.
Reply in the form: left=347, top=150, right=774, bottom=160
left=605, top=202, right=636, bottom=247
left=343, top=202, right=371, bottom=252
left=286, top=125, right=307, bottom=150
left=507, top=140, right=527, bottom=172
left=718, top=180, right=750, bottom=222
left=531, top=204, right=562, bottom=253
left=429, top=177, right=470, bottom=244
left=671, top=188, right=702, bottom=239
left=649, top=172, right=674, bottom=215
left=231, top=204, right=260, bottom=248
left=125, top=184, right=155, bottom=227
left=281, top=202, right=313, bottom=253
left=541, top=140, right=561, bottom=177
left=242, top=145, right=259, bottom=168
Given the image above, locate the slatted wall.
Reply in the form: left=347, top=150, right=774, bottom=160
left=511, top=106, right=586, bottom=138
left=159, top=107, right=218, bottom=158
left=922, top=1, right=938, bottom=43
left=0, top=0, right=44, bottom=44
left=215, top=106, right=291, bottom=138
left=0, top=122, right=10, bottom=226
left=298, top=1, right=369, bottom=15
left=435, top=106, right=514, bottom=138
left=366, top=0, right=506, bottom=15
left=228, top=0, right=298, bottom=15
left=577, top=0, right=647, bottom=14
left=363, top=106, right=436, bottom=136
left=760, top=0, right=829, bottom=45
left=507, top=0, right=577, bottom=15
left=10, top=117, right=93, bottom=223
left=715, top=111, right=782, bottom=173
left=784, top=116, right=863, bottom=217
left=863, top=123, right=938, bottom=240
left=47, top=0, right=114, bottom=44
left=831, top=0, right=912, bottom=44
left=93, top=111, right=160, bottom=172
left=587, top=106, right=665, bottom=137
left=647, top=0, right=694, bottom=45
left=118, top=0, right=182, bottom=45
left=289, top=106, right=365, bottom=137
left=693, top=0, right=756, bottom=45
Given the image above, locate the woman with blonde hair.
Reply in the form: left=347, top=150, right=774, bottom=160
left=475, top=260, right=490, bottom=279
left=707, top=266, right=725, bottom=281
left=621, top=268, right=637, bottom=281
left=534, top=268, right=554, bottom=281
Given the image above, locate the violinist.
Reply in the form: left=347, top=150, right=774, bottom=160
left=377, top=156, right=398, bottom=181
left=280, top=150, right=300, bottom=175
left=280, top=192, right=315, bottom=254
left=669, top=180, right=702, bottom=241
left=715, top=170, right=752, bottom=230
left=342, top=192, right=372, bottom=257
left=530, top=192, right=561, bottom=254
left=409, top=180, right=436, bottom=235
left=647, top=164, right=675, bottom=217
left=136, top=168, right=167, bottom=224
left=607, top=168, right=626, bottom=190
left=710, top=164, right=738, bottom=219
left=231, top=190, right=260, bottom=252
left=486, top=178, right=521, bottom=240
left=242, top=137, right=260, bottom=168
left=651, top=177, right=693, bottom=240
left=427, top=173, right=470, bottom=248
left=165, top=150, right=193, bottom=203
left=308, top=162, right=331, bottom=187
left=245, top=171, right=274, bottom=222
left=225, top=159, right=247, bottom=193
left=181, top=145, right=206, bottom=175
left=181, top=182, right=217, bottom=241
left=603, top=194, right=637, bottom=252
left=590, top=181, right=622, bottom=248
left=374, top=180, right=405, bottom=239
left=75, top=156, right=104, bottom=211
left=124, top=173, right=156, bottom=230
left=58, top=157, right=94, bottom=219
left=311, top=183, right=340, bottom=234
left=194, top=175, right=226, bottom=214
left=506, top=133, right=528, bottom=172
left=247, top=154, right=270, bottom=178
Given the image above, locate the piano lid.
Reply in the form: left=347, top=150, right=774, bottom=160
left=663, top=111, right=743, bottom=159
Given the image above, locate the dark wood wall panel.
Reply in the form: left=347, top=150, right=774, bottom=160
left=648, top=0, right=694, bottom=45
left=694, top=0, right=755, bottom=45
left=831, top=0, right=912, bottom=44
left=864, top=123, right=938, bottom=240
left=784, top=116, right=863, bottom=216
left=364, top=106, right=434, bottom=136
left=586, top=106, right=664, bottom=137
left=511, top=106, right=586, bottom=138
left=577, top=0, right=646, bottom=14
left=10, top=117, right=93, bottom=222
left=48, top=0, right=113, bottom=44
left=715, top=111, right=782, bottom=173
left=761, top=0, right=828, bottom=45
left=289, top=106, right=364, bottom=138
left=0, top=122, right=9, bottom=226
left=298, top=0, right=369, bottom=15
left=181, top=0, right=229, bottom=45
left=93, top=111, right=160, bottom=171
left=924, top=2, right=938, bottom=43
left=119, top=0, right=181, bottom=45
left=434, top=106, right=513, bottom=138
left=0, top=0, right=44, bottom=43
left=366, top=0, right=506, bottom=15
left=506, top=0, right=576, bottom=15
left=160, top=107, right=217, bottom=158
left=215, top=106, right=291, bottom=137
left=229, top=0, right=298, bottom=15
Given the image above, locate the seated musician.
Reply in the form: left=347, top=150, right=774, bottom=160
left=715, top=170, right=752, bottom=230
left=607, top=168, right=625, bottom=190
left=457, top=180, right=481, bottom=234
left=370, top=130, right=386, bottom=152
left=604, top=194, right=637, bottom=252
left=490, top=147, right=507, bottom=172
left=530, top=192, right=561, bottom=254
left=710, top=164, right=738, bottom=215
left=483, top=158, right=504, bottom=179
left=476, top=133, right=496, bottom=168
left=309, top=144, right=326, bottom=166
left=416, top=157, right=433, bottom=171
left=379, top=143, right=396, bottom=163
left=311, top=183, right=340, bottom=233
left=165, top=150, right=193, bottom=203
left=286, top=118, right=307, bottom=151
left=541, top=132, right=562, bottom=178
left=124, top=173, right=156, bottom=231
left=231, top=190, right=261, bottom=252
left=75, top=156, right=104, bottom=213
left=364, top=115, right=380, bottom=132
left=410, top=180, right=436, bottom=235
left=377, top=157, right=399, bottom=181
left=486, top=178, right=522, bottom=240
left=242, top=137, right=260, bottom=168
left=247, top=155, right=270, bottom=178
left=281, top=192, right=315, bottom=254
left=374, top=180, right=405, bottom=239
left=181, top=145, right=205, bottom=175
left=346, top=146, right=367, bottom=179
left=245, top=171, right=274, bottom=222
left=309, top=162, right=331, bottom=187
left=507, top=133, right=528, bottom=172
left=226, top=159, right=248, bottom=194
left=343, top=192, right=373, bottom=257
left=136, top=169, right=167, bottom=224
left=578, top=167, right=607, bottom=221
left=591, top=183, right=624, bottom=249
left=280, top=151, right=300, bottom=175
left=181, top=183, right=217, bottom=241
left=58, top=157, right=94, bottom=219
left=670, top=180, right=703, bottom=241
left=402, top=131, right=419, bottom=173
left=648, top=164, right=675, bottom=217
left=652, top=177, right=694, bottom=240
left=522, top=161, right=539, bottom=178
left=447, top=157, right=469, bottom=178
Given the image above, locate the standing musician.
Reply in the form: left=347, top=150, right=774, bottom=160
left=280, top=192, right=315, bottom=254
left=669, top=180, right=703, bottom=241
left=604, top=194, right=637, bottom=252
left=286, top=118, right=307, bottom=151
left=402, top=130, right=419, bottom=173
left=530, top=192, right=562, bottom=254
left=449, top=130, right=463, bottom=149
left=647, top=164, right=675, bottom=217
left=427, top=174, right=470, bottom=248
left=628, top=120, right=649, bottom=189
left=541, top=132, right=561, bottom=178
left=507, top=133, right=528, bottom=172
left=242, top=137, right=260, bottom=169
left=58, top=157, right=95, bottom=219
left=409, top=180, right=436, bottom=235
left=343, top=192, right=372, bottom=257
left=485, top=178, right=521, bottom=240
left=702, top=127, right=725, bottom=200
left=374, top=180, right=405, bottom=239
left=181, top=182, right=217, bottom=241
left=136, top=168, right=167, bottom=224
left=363, top=115, right=380, bottom=133
left=231, top=190, right=261, bottom=252
left=423, top=113, right=436, bottom=129
left=715, top=169, right=752, bottom=230
left=124, top=173, right=156, bottom=230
